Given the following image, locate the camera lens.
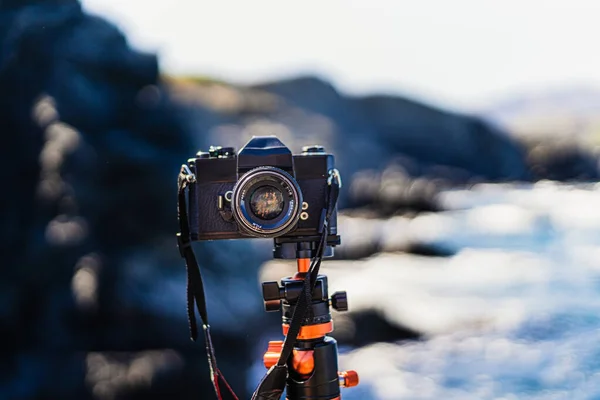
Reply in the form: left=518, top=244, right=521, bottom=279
left=250, top=186, right=284, bottom=220
left=232, top=166, right=303, bottom=238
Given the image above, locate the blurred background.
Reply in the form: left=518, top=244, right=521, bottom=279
left=2, top=0, right=600, bottom=399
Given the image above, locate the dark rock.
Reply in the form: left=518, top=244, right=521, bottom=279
left=404, top=242, right=457, bottom=258
left=331, top=310, right=422, bottom=347
left=0, top=1, right=259, bottom=399
left=482, top=86, right=600, bottom=181
left=526, top=139, right=599, bottom=181
left=355, top=95, right=529, bottom=181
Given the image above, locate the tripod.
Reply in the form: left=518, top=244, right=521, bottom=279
left=259, top=238, right=359, bottom=400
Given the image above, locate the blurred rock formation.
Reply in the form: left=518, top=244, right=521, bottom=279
left=483, top=86, right=600, bottom=181
left=0, top=1, right=258, bottom=399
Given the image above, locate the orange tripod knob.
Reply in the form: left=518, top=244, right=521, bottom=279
left=263, top=340, right=284, bottom=369
left=339, top=370, right=359, bottom=388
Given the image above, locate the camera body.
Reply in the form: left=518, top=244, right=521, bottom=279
left=187, top=136, right=338, bottom=245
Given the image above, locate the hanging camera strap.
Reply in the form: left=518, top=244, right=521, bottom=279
left=177, top=165, right=238, bottom=400
left=177, top=164, right=341, bottom=400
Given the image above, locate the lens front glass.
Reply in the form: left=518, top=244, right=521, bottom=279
left=250, top=185, right=284, bottom=220
left=232, top=166, right=303, bottom=238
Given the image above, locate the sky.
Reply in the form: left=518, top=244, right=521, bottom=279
left=81, top=0, right=600, bottom=111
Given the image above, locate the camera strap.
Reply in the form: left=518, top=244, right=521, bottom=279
left=177, top=165, right=239, bottom=400
left=251, top=170, right=341, bottom=400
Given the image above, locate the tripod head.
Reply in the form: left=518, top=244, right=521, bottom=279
left=259, top=238, right=359, bottom=400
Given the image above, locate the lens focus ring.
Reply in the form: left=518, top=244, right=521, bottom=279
left=231, top=166, right=302, bottom=238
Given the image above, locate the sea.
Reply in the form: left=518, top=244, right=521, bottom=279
left=75, top=176, right=600, bottom=399
left=310, top=181, right=600, bottom=400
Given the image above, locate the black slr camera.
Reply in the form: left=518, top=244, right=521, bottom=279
left=186, top=136, right=339, bottom=257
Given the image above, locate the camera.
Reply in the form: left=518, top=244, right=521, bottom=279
left=186, top=136, right=338, bottom=249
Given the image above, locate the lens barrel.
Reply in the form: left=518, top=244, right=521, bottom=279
left=232, top=166, right=302, bottom=238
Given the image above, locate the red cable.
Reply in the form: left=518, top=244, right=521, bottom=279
left=216, top=368, right=239, bottom=400
left=212, top=372, right=223, bottom=400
